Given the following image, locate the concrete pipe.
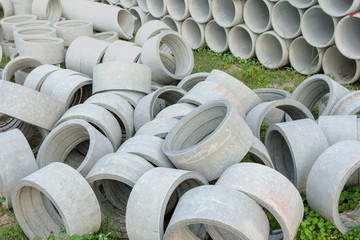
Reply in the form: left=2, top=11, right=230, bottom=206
left=167, top=0, right=189, bottom=21
left=0, top=129, right=38, bottom=209
left=102, top=40, right=138, bottom=62
left=265, top=119, right=329, bottom=192
left=93, top=31, right=118, bottom=42
left=163, top=99, right=253, bottom=181
left=126, top=167, right=208, bottom=240
left=135, top=20, right=171, bottom=46
left=135, top=118, right=179, bottom=139
left=188, top=0, right=212, bottom=24
left=243, top=0, right=273, bottom=34
left=216, top=163, right=304, bottom=240
left=318, top=0, right=360, bottom=17
left=164, top=185, right=269, bottom=240
left=85, top=153, right=154, bottom=238
left=141, top=31, right=194, bottom=84
left=0, top=14, right=37, bottom=41
left=256, top=31, right=292, bottom=69
left=12, top=162, right=101, bottom=239
left=271, top=0, right=303, bottom=39
left=13, top=26, right=57, bottom=48
left=291, top=74, right=350, bottom=116
left=205, top=20, right=229, bottom=53
left=161, top=15, right=183, bottom=34
left=134, top=86, right=186, bottom=131
left=93, top=62, right=151, bottom=95
left=53, top=20, right=93, bottom=47
left=181, top=17, right=205, bottom=49
left=301, top=6, right=339, bottom=48
left=24, top=65, right=59, bottom=90
left=12, top=20, right=52, bottom=38
left=288, top=0, right=317, bottom=9
left=37, top=119, right=113, bottom=176
left=177, top=72, right=209, bottom=91
left=129, top=7, right=147, bottom=32
left=65, top=36, right=110, bottom=77
left=11, top=0, right=32, bottom=14
left=228, top=24, right=259, bottom=59
left=119, top=0, right=137, bottom=8
left=1, top=41, right=16, bottom=58
left=31, top=0, right=62, bottom=23
left=145, top=12, right=158, bottom=22
left=147, top=0, right=168, bottom=18
left=212, top=0, right=244, bottom=28
left=61, top=0, right=136, bottom=40
left=110, top=90, right=146, bottom=108
left=249, top=136, right=274, bottom=168
left=330, top=91, right=360, bottom=115
left=14, top=70, right=29, bottom=85
left=335, top=15, right=360, bottom=60
left=117, top=135, right=175, bottom=168
left=137, top=0, right=149, bottom=13
left=0, top=0, right=14, bottom=17
left=85, top=93, right=135, bottom=140
left=55, top=104, right=121, bottom=150
left=306, top=140, right=360, bottom=233
left=289, top=36, right=324, bottom=75
left=155, top=103, right=197, bottom=120
left=322, top=46, right=360, bottom=84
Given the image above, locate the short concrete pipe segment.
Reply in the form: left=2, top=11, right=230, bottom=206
left=306, top=140, right=360, bottom=233
left=12, top=20, right=52, bottom=32
left=288, top=0, right=317, bottom=9
left=243, top=0, right=273, bottom=34
left=11, top=0, right=32, bottom=14
left=85, top=153, right=154, bottom=237
left=228, top=24, right=259, bottom=59
left=177, top=72, right=209, bottom=91
left=330, top=91, right=360, bottom=115
left=102, top=40, right=139, bottom=62
left=37, top=119, right=113, bottom=176
left=2, top=56, right=46, bottom=83
left=93, top=31, right=118, bottom=43
left=167, top=0, right=190, bottom=21
left=134, top=86, right=186, bottom=131
left=93, top=62, right=151, bottom=95
left=0, top=0, right=14, bottom=17
left=161, top=15, right=183, bottom=34
left=271, top=0, right=303, bottom=39
left=126, top=167, right=208, bottom=240
left=289, top=36, right=324, bottom=75
left=163, top=99, right=253, bottom=181
left=13, top=26, right=57, bottom=50
left=134, top=20, right=171, bottom=46
left=265, top=119, right=329, bottom=192
left=155, top=103, right=197, bottom=120
left=53, top=20, right=93, bottom=47
left=181, top=18, right=206, bottom=49
left=212, top=0, right=244, bottom=28
left=301, top=5, right=339, bottom=48
left=322, top=46, right=360, bottom=84
left=31, top=0, right=62, bottom=23
left=249, top=136, right=274, bottom=168
left=216, top=163, right=304, bottom=240
left=0, top=129, right=38, bottom=209
left=147, top=0, right=168, bottom=18
left=129, top=7, right=147, bottom=32
left=291, top=74, right=350, bottom=116
left=0, top=14, right=37, bottom=41
left=164, top=185, right=270, bottom=240
left=141, top=31, right=194, bottom=84
left=117, top=135, right=174, bottom=168
left=188, top=0, right=212, bottom=24
left=135, top=118, right=180, bottom=139
left=55, top=104, right=122, bottom=150
left=256, top=31, right=292, bottom=69
left=12, top=162, right=101, bottom=239
left=318, top=0, right=360, bottom=17
left=61, top=0, right=135, bottom=40
left=110, top=90, right=146, bottom=108
left=335, top=15, right=360, bottom=60
left=205, top=20, right=229, bottom=53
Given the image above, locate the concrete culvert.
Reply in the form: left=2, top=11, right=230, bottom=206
left=318, top=0, right=360, bottom=17
left=330, top=91, right=360, bottom=115
left=288, top=0, right=317, bottom=9
left=228, top=24, right=259, bottom=59
left=243, top=0, right=273, bottom=34
left=212, top=0, right=244, bottom=28
left=205, top=20, right=229, bottom=53
left=188, top=0, right=212, bottom=24
left=167, top=0, right=190, bottom=21
left=13, top=26, right=57, bottom=48
left=289, top=36, right=324, bottom=75
left=161, top=15, right=183, bottom=34
left=135, top=20, right=171, bottom=46
left=129, top=7, right=146, bottom=33
left=181, top=17, right=205, bottom=49
left=147, top=0, right=168, bottom=18
left=335, top=15, right=360, bottom=60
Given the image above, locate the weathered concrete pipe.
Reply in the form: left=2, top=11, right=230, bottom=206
left=243, top=0, right=273, bottom=34
left=228, top=24, right=259, bottom=59
left=212, top=0, right=244, bottom=28
left=188, top=0, right=212, bottom=24
left=318, top=0, right=360, bottom=17
left=181, top=17, right=205, bottom=49
left=0, top=0, right=14, bottom=17
left=11, top=0, right=32, bottom=14
left=161, top=15, right=183, bottom=34
left=147, top=0, right=168, bottom=18
left=135, top=118, right=179, bottom=139
left=155, top=103, right=197, bottom=120
left=134, top=20, right=171, bottom=46
left=53, top=20, right=93, bottom=47
left=137, top=0, right=149, bottom=13
left=31, top=0, right=62, bottom=23
left=205, top=20, right=229, bottom=53
left=129, top=7, right=147, bottom=32
left=177, top=72, right=209, bottom=91
left=167, top=0, right=190, bottom=21
left=330, top=91, right=360, bottom=115
left=335, top=14, right=360, bottom=60
left=2, top=56, right=45, bottom=83
left=288, top=0, right=317, bottom=9
left=0, top=14, right=37, bottom=41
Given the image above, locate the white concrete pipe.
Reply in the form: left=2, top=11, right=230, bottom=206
left=228, top=24, right=258, bottom=59
left=318, top=0, right=360, bottom=17
left=289, top=36, right=324, bottom=75
left=145, top=12, right=157, bottom=22
left=301, top=5, right=339, bottom=48
left=335, top=14, right=360, bottom=60
left=11, top=0, right=32, bottom=14
left=53, top=20, right=93, bottom=47
left=0, top=14, right=37, bottom=41
left=255, top=31, right=292, bottom=69
left=161, top=15, right=182, bottom=34
left=181, top=17, right=205, bottom=49
left=243, top=0, right=273, bottom=34
left=93, top=31, right=118, bottom=42
left=13, top=26, right=57, bottom=49
left=212, top=0, right=244, bottom=28
left=147, top=0, right=167, bottom=18
left=322, top=46, right=360, bottom=84
left=205, top=20, right=229, bottom=53
left=119, top=0, right=137, bottom=8
left=0, top=0, right=14, bottom=17
left=137, top=0, right=149, bottom=13
left=188, top=0, right=212, bottom=24
left=31, top=0, right=62, bottom=23
left=129, top=7, right=147, bottom=32
left=167, top=0, right=190, bottom=21
left=288, top=0, right=317, bottom=9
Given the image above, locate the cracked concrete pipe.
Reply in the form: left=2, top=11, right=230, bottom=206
left=216, top=163, right=304, bottom=240
left=335, top=15, right=360, bottom=60
left=126, top=167, right=208, bottom=240
left=289, top=36, right=324, bottom=75
left=93, top=62, right=151, bottom=95
left=134, top=20, right=171, bottom=46
left=291, top=74, right=350, bottom=116
left=301, top=5, right=339, bottom=48
left=306, top=140, right=360, bottom=233
left=93, top=31, right=118, bottom=42
left=256, top=31, right=292, bottom=69
left=161, top=15, right=183, bottom=34
left=61, top=0, right=135, bottom=40
left=12, top=162, right=101, bottom=239
left=0, top=129, right=38, bottom=209
left=53, top=20, right=93, bottom=47
left=288, top=0, right=317, bottom=9
left=318, top=0, right=360, bottom=17
left=167, top=0, right=189, bottom=21
left=0, top=14, right=37, bottom=41
left=147, top=0, right=168, bottom=18
left=31, top=0, right=62, bottom=23
left=212, top=0, right=244, bottom=28
left=265, top=119, right=329, bottom=192
left=129, top=7, right=147, bottom=32
left=155, top=103, right=197, bottom=120
left=85, top=153, right=154, bottom=238
left=0, top=0, right=14, bottom=17
left=141, top=31, right=194, bottom=84
left=181, top=17, right=205, bottom=49
left=37, top=119, right=113, bottom=176
left=188, top=0, right=212, bottom=24
left=243, top=0, right=273, bottom=34
left=245, top=99, right=314, bottom=139
left=322, top=46, right=360, bottom=84
left=205, top=20, right=229, bottom=53
left=11, top=0, right=32, bottom=14
left=177, top=72, right=209, bottom=91
left=228, top=24, right=259, bottom=59
left=164, top=185, right=269, bottom=240
left=330, top=91, right=360, bottom=115
left=163, top=99, right=253, bottom=181
left=135, top=118, right=179, bottom=139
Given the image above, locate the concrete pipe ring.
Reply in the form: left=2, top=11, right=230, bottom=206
left=249, top=136, right=275, bottom=168
left=288, top=0, right=317, bottom=9
left=161, top=15, right=183, bottom=34
left=135, top=118, right=180, bottom=139
left=23, top=64, right=60, bottom=91
left=163, top=99, right=253, bottom=181
left=216, top=163, right=304, bottom=240
left=147, top=0, right=168, bottom=18
left=155, top=103, right=197, bottom=120
left=188, top=0, right=212, bottom=24
left=12, top=20, right=51, bottom=33
left=13, top=26, right=57, bottom=49
left=335, top=15, right=360, bottom=60
left=11, top=0, right=32, bottom=15
left=93, top=31, right=118, bottom=43
left=126, top=167, right=208, bottom=240
left=243, top=0, right=273, bottom=34
left=2, top=56, right=45, bottom=83
left=318, top=0, right=360, bottom=17
left=31, top=0, right=62, bottom=23
left=167, top=0, right=190, bottom=21
left=181, top=18, right=206, bottom=50
left=0, top=0, right=14, bottom=17
left=177, top=72, right=209, bottom=91
left=53, top=20, right=93, bottom=47
left=330, top=91, right=360, bottom=115
left=12, top=162, right=101, bottom=239
left=129, top=7, right=147, bottom=32
left=228, top=24, right=259, bottom=59
left=102, top=40, right=138, bottom=62
left=108, top=90, right=146, bottom=108
left=117, top=135, right=174, bottom=168
left=212, top=0, right=244, bottom=28
left=205, top=20, right=229, bottom=53
left=0, top=14, right=37, bottom=41
left=134, top=20, right=171, bottom=46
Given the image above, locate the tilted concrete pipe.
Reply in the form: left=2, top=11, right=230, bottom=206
left=243, top=0, right=273, bottom=34
left=181, top=17, right=205, bottom=49
left=335, top=14, right=360, bottom=60
left=318, top=0, right=360, bottom=17
left=228, top=24, right=259, bottom=59
left=188, top=0, right=212, bottom=24
left=205, top=20, right=229, bottom=53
